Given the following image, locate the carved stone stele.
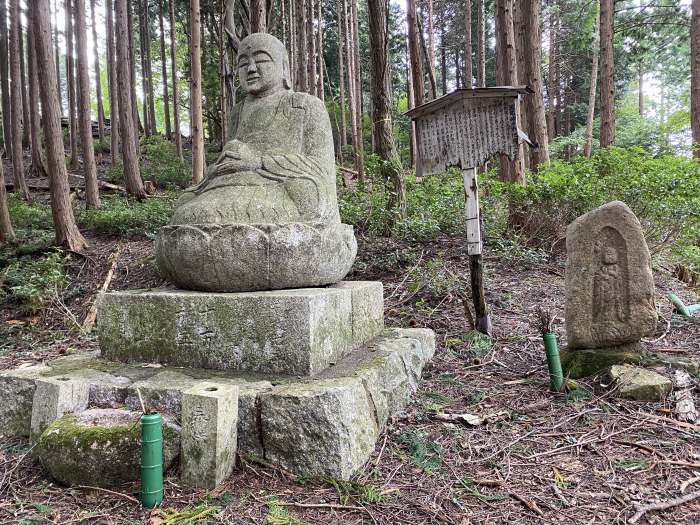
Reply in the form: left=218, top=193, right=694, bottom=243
left=565, top=201, right=657, bottom=349
left=155, top=33, right=356, bottom=292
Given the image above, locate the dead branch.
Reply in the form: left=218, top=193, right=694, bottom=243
left=82, top=242, right=123, bottom=333
left=629, top=489, right=700, bottom=523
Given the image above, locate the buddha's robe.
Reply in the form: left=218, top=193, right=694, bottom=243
left=171, top=90, right=339, bottom=225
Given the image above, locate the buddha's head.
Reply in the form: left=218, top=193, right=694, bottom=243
left=237, top=33, right=291, bottom=97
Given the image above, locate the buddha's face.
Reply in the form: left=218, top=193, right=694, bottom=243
left=238, top=34, right=288, bottom=97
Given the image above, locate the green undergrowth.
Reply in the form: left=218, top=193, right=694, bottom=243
left=398, top=429, right=443, bottom=472
left=0, top=250, right=67, bottom=314
left=264, top=499, right=309, bottom=525
left=325, top=478, right=385, bottom=505
left=79, top=192, right=179, bottom=237
left=107, top=136, right=190, bottom=189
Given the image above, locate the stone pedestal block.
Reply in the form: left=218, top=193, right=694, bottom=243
left=98, top=282, right=384, bottom=376
left=181, top=383, right=239, bottom=489
left=30, top=377, right=89, bottom=440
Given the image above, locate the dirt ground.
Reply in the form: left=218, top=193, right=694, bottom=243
left=1, top=214, right=700, bottom=524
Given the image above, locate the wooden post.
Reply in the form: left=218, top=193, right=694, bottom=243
left=462, top=168, right=491, bottom=336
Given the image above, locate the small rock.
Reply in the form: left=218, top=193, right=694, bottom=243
left=606, top=365, right=672, bottom=401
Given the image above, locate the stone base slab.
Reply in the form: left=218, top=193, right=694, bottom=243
left=97, top=281, right=384, bottom=376
left=1, top=328, right=435, bottom=481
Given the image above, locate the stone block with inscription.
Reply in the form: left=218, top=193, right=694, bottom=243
left=181, top=383, right=239, bottom=489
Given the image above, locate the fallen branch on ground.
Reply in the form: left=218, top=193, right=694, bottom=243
left=629, top=489, right=700, bottom=523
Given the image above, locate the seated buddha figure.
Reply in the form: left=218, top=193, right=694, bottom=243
left=155, top=33, right=357, bottom=292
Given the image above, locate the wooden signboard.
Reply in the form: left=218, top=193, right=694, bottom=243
left=405, top=87, right=532, bottom=335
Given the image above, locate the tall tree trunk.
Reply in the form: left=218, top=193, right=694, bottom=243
left=346, top=0, right=363, bottom=180
left=0, top=161, right=13, bottom=240
left=9, top=0, right=28, bottom=198
left=218, top=0, right=226, bottom=146
left=190, top=0, right=204, bottom=183
left=53, top=0, right=63, bottom=116
left=337, top=0, right=346, bottom=159
left=106, top=0, right=120, bottom=163
left=692, top=0, right=700, bottom=160
left=19, top=26, right=30, bottom=148
left=638, top=63, right=644, bottom=117
left=464, top=0, right=472, bottom=87
left=317, top=0, right=324, bottom=100
left=160, top=0, right=171, bottom=138
left=495, top=0, right=524, bottom=184
left=476, top=0, right=485, bottom=87
left=547, top=5, right=558, bottom=143
left=406, top=36, right=417, bottom=167
left=350, top=0, right=362, bottom=125
left=584, top=8, right=600, bottom=158
left=75, top=0, right=100, bottom=208
left=251, top=0, right=266, bottom=32
left=144, top=0, right=156, bottom=134
left=521, top=0, right=549, bottom=168
left=307, top=0, right=317, bottom=96
left=115, top=0, right=147, bottom=197
left=407, top=0, right=423, bottom=107
left=66, top=0, right=79, bottom=170
left=127, top=0, right=140, bottom=141
left=31, top=0, right=87, bottom=251
left=426, top=0, right=435, bottom=85
left=91, top=0, right=106, bottom=141
left=169, top=0, right=182, bottom=159
left=139, top=0, right=150, bottom=135
left=439, top=10, right=447, bottom=95
left=27, top=17, right=48, bottom=179
left=0, top=0, right=11, bottom=160
left=295, top=0, right=308, bottom=91
left=599, top=0, right=615, bottom=148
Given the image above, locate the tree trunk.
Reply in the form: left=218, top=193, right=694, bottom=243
left=169, top=0, right=182, bottom=159
left=521, top=0, right=549, bottom=168
left=407, top=0, right=423, bottom=107
left=251, top=0, right=266, bottom=32
left=0, top=160, right=13, bottom=240
left=427, top=0, right=435, bottom=86
left=547, top=5, right=558, bottom=142
left=31, top=0, right=87, bottom=251
left=218, top=0, right=226, bottom=146
left=27, top=16, right=48, bottom=179
left=106, top=0, right=120, bottom=163
left=406, top=36, right=417, bottom=167
left=495, top=0, right=524, bottom=184
left=127, top=0, right=140, bottom=142
left=145, top=0, right=156, bottom=134
left=307, top=0, right=317, bottom=96
left=159, top=0, right=171, bottom=138
left=346, top=0, right=363, bottom=180
left=584, top=8, right=600, bottom=158
left=9, top=0, right=28, bottom=198
left=139, top=0, right=150, bottom=135
left=19, top=26, right=30, bottom=148
left=692, top=0, right=700, bottom=160
left=295, top=0, right=308, bottom=91
left=190, top=0, right=204, bottom=183
left=91, top=0, right=106, bottom=141
left=638, top=63, right=644, bottom=117
left=599, top=0, right=615, bottom=148
left=75, top=0, right=100, bottom=208
left=0, top=0, right=12, bottom=160
left=317, top=0, right=324, bottom=100
left=337, top=0, right=346, bottom=159
left=476, top=0, right=485, bottom=87
left=66, top=0, right=79, bottom=170
left=464, top=0, right=472, bottom=87
left=440, top=12, right=447, bottom=95
left=53, top=0, right=63, bottom=116
left=115, top=0, right=147, bottom=197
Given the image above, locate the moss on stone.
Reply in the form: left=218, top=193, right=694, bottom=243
left=560, top=348, right=645, bottom=379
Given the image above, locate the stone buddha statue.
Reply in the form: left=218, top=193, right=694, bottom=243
left=155, top=33, right=357, bottom=292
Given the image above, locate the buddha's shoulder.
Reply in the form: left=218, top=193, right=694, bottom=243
left=288, top=91, right=326, bottom=113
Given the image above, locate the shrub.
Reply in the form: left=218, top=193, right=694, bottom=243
left=1, top=251, right=67, bottom=313
left=7, top=194, right=53, bottom=230
left=107, top=137, right=190, bottom=189
left=79, top=192, right=178, bottom=237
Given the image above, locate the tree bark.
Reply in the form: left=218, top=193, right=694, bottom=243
left=476, top=0, right=485, bottom=87
left=0, top=0, right=12, bottom=159
left=115, top=0, right=147, bottom=197
left=19, top=25, right=30, bottom=148
left=169, top=0, right=182, bottom=159
left=337, top=0, right=346, bottom=159
left=127, top=0, right=140, bottom=142
left=65, top=0, right=79, bottom=170
left=218, top=0, right=227, bottom=146
left=693, top=0, right=700, bottom=159
left=145, top=0, right=156, bottom=134
left=317, top=0, right=324, bottom=100
left=307, top=0, right=317, bottom=96
left=464, top=0, right=472, bottom=87
left=9, top=0, right=28, bottom=198
left=495, top=0, right=524, bottom=184
left=91, top=0, right=106, bottom=141
left=295, top=0, right=308, bottom=91
left=251, top=0, right=266, bottom=32
left=75, top=0, right=100, bottom=208
left=139, top=0, right=150, bottom=135
left=520, top=0, right=549, bottom=168
left=407, top=0, right=423, bottom=107
left=27, top=16, right=48, bottom=179
left=53, top=0, right=63, bottom=116
left=0, top=160, right=13, bottom=240
left=159, top=0, right=171, bottom=138
left=346, top=0, right=363, bottom=180
left=427, top=0, right=435, bottom=86
left=547, top=5, right=558, bottom=142
left=599, top=0, right=615, bottom=148
left=584, top=8, right=600, bottom=158
left=31, top=0, right=87, bottom=251
left=190, top=0, right=205, bottom=183
left=106, top=0, right=120, bottom=163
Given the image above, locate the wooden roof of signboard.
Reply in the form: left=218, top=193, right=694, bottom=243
left=404, top=86, right=532, bottom=120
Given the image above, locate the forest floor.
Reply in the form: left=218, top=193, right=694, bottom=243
left=1, top=182, right=700, bottom=524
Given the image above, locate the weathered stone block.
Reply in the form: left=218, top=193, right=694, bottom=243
left=565, top=201, right=657, bottom=349
left=30, top=377, right=89, bottom=440
left=332, top=281, right=384, bottom=346
left=180, top=383, right=239, bottom=489
left=261, top=377, right=378, bottom=480
left=98, top=287, right=354, bottom=375
left=607, top=365, right=672, bottom=401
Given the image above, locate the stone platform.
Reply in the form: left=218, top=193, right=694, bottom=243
left=1, top=328, right=435, bottom=481
left=98, top=281, right=384, bottom=376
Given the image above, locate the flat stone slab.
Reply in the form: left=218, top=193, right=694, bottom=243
left=97, top=281, right=383, bottom=376
left=1, top=328, right=435, bottom=481
left=606, top=365, right=672, bottom=401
